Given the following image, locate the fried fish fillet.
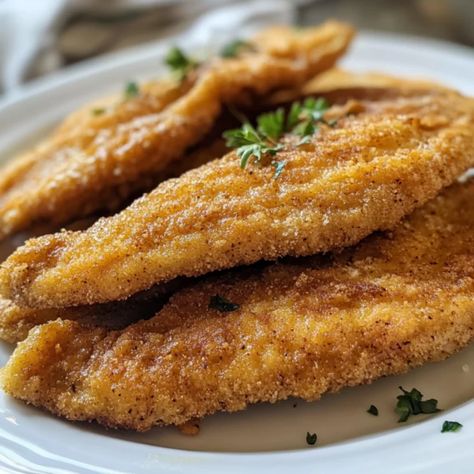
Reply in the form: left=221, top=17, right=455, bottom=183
left=302, top=67, right=451, bottom=94
left=0, top=22, right=353, bottom=239
left=2, top=179, right=474, bottom=430
left=0, top=137, right=229, bottom=343
left=2, top=84, right=473, bottom=308
left=0, top=279, right=181, bottom=344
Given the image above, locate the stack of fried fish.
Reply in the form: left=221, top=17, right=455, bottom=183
left=0, top=21, right=473, bottom=432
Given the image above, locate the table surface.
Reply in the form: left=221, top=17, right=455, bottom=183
left=299, top=0, right=474, bottom=47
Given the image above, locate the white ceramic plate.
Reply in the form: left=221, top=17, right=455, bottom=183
left=0, top=31, right=473, bottom=474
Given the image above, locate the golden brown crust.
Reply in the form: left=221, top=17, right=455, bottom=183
left=0, top=138, right=227, bottom=343
left=0, top=22, right=353, bottom=239
left=2, top=179, right=474, bottom=430
left=2, top=84, right=473, bottom=308
left=0, top=74, right=450, bottom=341
left=266, top=68, right=452, bottom=108
left=0, top=282, right=179, bottom=344
left=303, top=67, right=451, bottom=93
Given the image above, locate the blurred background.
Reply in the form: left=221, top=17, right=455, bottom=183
left=0, top=0, right=473, bottom=95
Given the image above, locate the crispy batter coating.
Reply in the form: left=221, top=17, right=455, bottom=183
left=2, top=84, right=473, bottom=308
left=0, top=299, right=137, bottom=345
left=302, top=68, right=451, bottom=93
left=0, top=78, right=190, bottom=236
left=0, top=137, right=228, bottom=343
left=0, top=77, right=435, bottom=342
left=0, top=281, right=179, bottom=344
left=0, top=22, right=353, bottom=239
left=2, top=179, right=474, bottom=430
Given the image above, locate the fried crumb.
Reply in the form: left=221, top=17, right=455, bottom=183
left=177, top=419, right=200, bottom=436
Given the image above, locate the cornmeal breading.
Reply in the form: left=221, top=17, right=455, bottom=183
left=302, top=68, right=451, bottom=94
left=1, top=85, right=473, bottom=308
left=0, top=22, right=353, bottom=239
left=0, top=139, right=226, bottom=343
left=0, top=281, right=180, bottom=344
left=2, top=180, right=474, bottom=430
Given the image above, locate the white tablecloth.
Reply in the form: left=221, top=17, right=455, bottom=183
left=0, top=0, right=307, bottom=94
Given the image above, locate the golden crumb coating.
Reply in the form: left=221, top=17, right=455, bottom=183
left=0, top=139, right=226, bottom=343
left=0, top=78, right=190, bottom=236
left=0, top=74, right=444, bottom=341
left=0, top=22, right=353, bottom=239
left=302, top=68, right=451, bottom=94
left=0, top=282, right=178, bottom=344
left=1, top=84, right=473, bottom=308
left=2, top=179, right=474, bottom=430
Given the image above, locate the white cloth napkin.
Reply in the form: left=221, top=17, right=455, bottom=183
left=0, top=0, right=303, bottom=95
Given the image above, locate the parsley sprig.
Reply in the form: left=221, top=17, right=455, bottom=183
left=220, top=39, right=255, bottom=58
left=290, top=97, right=334, bottom=144
left=223, top=97, right=333, bottom=178
left=395, top=386, right=440, bottom=422
left=223, top=122, right=283, bottom=172
left=165, top=47, right=199, bottom=81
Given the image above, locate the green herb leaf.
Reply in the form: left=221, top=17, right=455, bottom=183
left=367, top=405, right=379, bottom=416
left=165, top=47, right=198, bottom=81
left=272, top=160, right=286, bottom=179
left=223, top=122, right=260, bottom=149
left=396, top=397, right=412, bottom=422
left=257, top=108, right=285, bottom=141
left=286, top=102, right=303, bottom=130
left=91, top=107, right=106, bottom=116
left=303, top=97, right=330, bottom=116
left=220, top=39, right=255, bottom=58
left=124, top=81, right=139, bottom=99
left=292, top=119, right=315, bottom=138
left=296, top=135, right=312, bottom=146
left=419, top=399, right=440, bottom=414
left=223, top=123, right=282, bottom=169
left=441, top=420, right=463, bottom=433
left=287, top=96, right=331, bottom=139
left=306, top=432, right=317, bottom=446
left=209, top=295, right=240, bottom=313
left=395, top=386, right=441, bottom=422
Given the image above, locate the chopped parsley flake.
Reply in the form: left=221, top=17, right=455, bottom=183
left=91, top=107, right=106, bottom=116
left=296, top=135, right=312, bottom=146
left=209, top=295, right=240, bottom=313
left=271, top=160, right=286, bottom=179
left=165, top=47, right=198, bottom=81
left=124, top=81, right=140, bottom=99
left=220, top=39, right=255, bottom=58
left=306, top=432, right=317, bottom=445
left=367, top=405, right=379, bottom=416
left=395, top=386, right=440, bottom=422
left=441, top=420, right=463, bottom=433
